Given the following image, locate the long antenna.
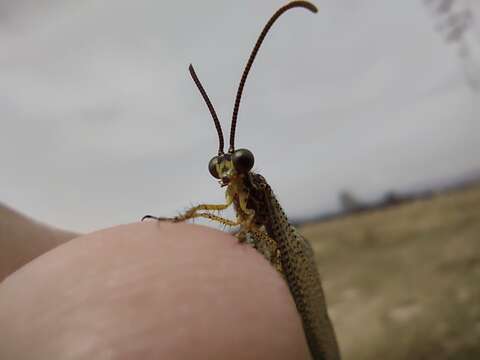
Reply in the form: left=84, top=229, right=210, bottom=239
left=189, top=64, right=225, bottom=155
left=229, top=1, right=317, bottom=152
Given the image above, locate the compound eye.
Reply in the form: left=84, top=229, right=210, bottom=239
left=208, top=156, right=221, bottom=178
left=232, top=148, right=254, bottom=174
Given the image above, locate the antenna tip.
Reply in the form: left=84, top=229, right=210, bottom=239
left=294, top=1, right=318, bottom=14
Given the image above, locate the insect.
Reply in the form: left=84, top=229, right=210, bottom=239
left=143, top=1, right=340, bottom=359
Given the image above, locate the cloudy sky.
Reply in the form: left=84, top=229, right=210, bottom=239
left=1, top=0, right=479, bottom=232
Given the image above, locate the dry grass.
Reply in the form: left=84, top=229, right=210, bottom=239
left=300, top=184, right=480, bottom=359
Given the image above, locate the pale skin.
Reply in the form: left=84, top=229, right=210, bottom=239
left=0, top=205, right=311, bottom=359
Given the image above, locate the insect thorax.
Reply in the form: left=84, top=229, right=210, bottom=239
left=225, top=172, right=273, bottom=231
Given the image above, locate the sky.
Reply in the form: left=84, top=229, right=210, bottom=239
left=1, top=0, right=479, bottom=232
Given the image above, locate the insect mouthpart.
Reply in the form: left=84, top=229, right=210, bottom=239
left=220, top=177, right=230, bottom=187
left=208, top=153, right=235, bottom=186
left=208, top=149, right=255, bottom=186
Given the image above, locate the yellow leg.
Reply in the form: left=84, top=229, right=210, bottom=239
left=186, top=212, right=240, bottom=227
left=174, top=199, right=233, bottom=222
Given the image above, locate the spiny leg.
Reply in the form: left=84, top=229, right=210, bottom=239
left=175, top=202, right=231, bottom=222
left=142, top=201, right=233, bottom=223
left=189, top=212, right=240, bottom=227
left=143, top=211, right=240, bottom=228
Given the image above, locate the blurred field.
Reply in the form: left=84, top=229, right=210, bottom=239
left=300, top=183, right=480, bottom=360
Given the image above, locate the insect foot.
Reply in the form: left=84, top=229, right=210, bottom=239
left=141, top=215, right=174, bottom=222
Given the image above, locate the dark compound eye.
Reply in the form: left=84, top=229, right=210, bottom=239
left=232, top=148, right=254, bottom=174
left=208, top=156, right=220, bottom=178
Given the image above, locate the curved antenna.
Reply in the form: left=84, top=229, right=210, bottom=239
left=229, top=1, right=317, bottom=152
left=189, top=64, right=225, bottom=155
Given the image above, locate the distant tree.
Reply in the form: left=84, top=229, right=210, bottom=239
left=339, top=191, right=363, bottom=213
left=382, top=192, right=404, bottom=207
left=422, top=0, right=480, bottom=91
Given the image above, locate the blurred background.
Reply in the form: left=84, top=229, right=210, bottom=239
left=1, top=0, right=480, bottom=359
left=1, top=0, right=478, bottom=231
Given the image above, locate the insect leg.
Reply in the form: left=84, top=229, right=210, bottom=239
left=143, top=211, right=239, bottom=226
left=188, top=212, right=240, bottom=227
left=174, top=202, right=231, bottom=222
left=142, top=198, right=234, bottom=223
left=141, top=215, right=171, bottom=221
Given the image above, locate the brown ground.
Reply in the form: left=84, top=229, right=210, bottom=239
left=300, top=184, right=480, bottom=359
